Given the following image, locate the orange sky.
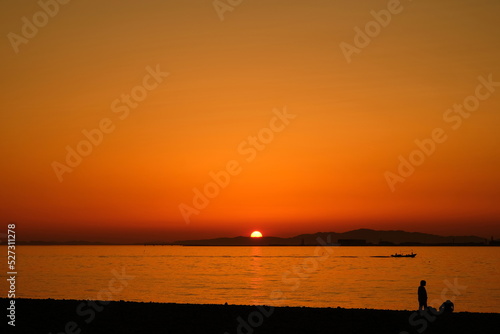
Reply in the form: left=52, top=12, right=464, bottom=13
left=1, top=0, right=499, bottom=242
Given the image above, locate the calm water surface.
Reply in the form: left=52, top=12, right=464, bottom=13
left=3, top=246, right=499, bottom=312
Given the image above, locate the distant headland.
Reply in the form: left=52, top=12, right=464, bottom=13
left=172, top=229, right=499, bottom=246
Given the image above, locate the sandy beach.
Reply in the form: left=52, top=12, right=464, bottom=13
left=3, top=298, right=499, bottom=334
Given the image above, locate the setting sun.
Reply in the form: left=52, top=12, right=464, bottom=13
left=250, top=231, right=263, bottom=238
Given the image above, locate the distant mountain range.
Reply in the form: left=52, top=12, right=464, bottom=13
left=173, top=229, right=493, bottom=246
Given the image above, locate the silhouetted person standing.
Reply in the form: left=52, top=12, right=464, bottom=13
left=418, top=280, right=428, bottom=310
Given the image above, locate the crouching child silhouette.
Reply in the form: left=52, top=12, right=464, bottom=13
left=439, top=299, right=454, bottom=314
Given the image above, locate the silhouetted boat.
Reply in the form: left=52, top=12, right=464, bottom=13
left=391, top=251, right=416, bottom=258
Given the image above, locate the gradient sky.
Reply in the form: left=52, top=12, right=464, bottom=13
left=1, top=0, right=499, bottom=242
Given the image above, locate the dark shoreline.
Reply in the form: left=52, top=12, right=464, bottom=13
left=2, top=298, right=499, bottom=334
left=9, top=244, right=500, bottom=246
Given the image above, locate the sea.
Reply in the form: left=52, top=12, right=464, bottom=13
left=3, top=246, right=499, bottom=313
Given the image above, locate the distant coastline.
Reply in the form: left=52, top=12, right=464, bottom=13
left=10, top=243, right=500, bottom=246
left=10, top=228, right=500, bottom=246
